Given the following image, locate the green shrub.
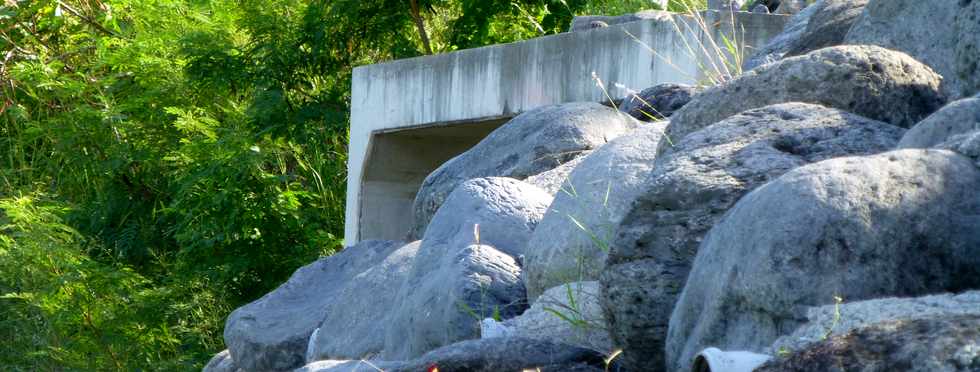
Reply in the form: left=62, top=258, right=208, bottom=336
left=0, top=195, right=230, bottom=370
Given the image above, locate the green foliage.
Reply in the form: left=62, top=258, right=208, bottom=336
left=0, top=195, right=230, bottom=370
left=0, top=0, right=690, bottom=368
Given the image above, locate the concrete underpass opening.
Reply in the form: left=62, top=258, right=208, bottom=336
left=358, top=118, right=511, bottom=241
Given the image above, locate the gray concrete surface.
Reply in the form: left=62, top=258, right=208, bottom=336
left=347, top=10, right=789, bottom=244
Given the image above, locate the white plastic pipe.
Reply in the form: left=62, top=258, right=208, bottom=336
left=692, top=347, right=771, bottom=372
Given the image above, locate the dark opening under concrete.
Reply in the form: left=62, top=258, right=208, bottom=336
left=359, top=118, right=511, bottom=241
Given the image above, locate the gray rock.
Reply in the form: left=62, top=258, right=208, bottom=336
left=411, top=103, right=637, bottom=239
left=501, top=281, right=612, bottom=353
left=784, top=0, right=868, bottom=57
left=601, top=102, right=904, bottom=371
left=393, top=337, right=609, bottom=372
left=224, top=240, right=404, bottom=372
left=770, top=291, right=980, bottom=355
left=745, top=0, right=871, bottom=67
left=938, top=130, right=980, bottom=168
left=203, top=350, right=239, bottom=372
left=743, top=1, right=821, bottom=71
left=525, top=153, right=590, bottom=196
left=386, top=244, right=526, bottom=360
left=667, top=149, right=980, bottom=372
left=748, top=0, right=781, bottom=13
left=386, top=178, right=551, bottom=360
left=418, top=177, right=551, bottom=260
left=954, top=2, right=980, bottom=99
left=846, top=0, right=980, bottom=99
left=619, top=84, right=700, bottom=121
left=752, top=4, right=771, bottom=13
left=523, top=123, right=668, bottom=301
left=899, top=95, right=980, bottom=150
left=299, top=336, right=611, bottom=372
left=295, top=360, right=606, bottom=372
left=775, top=0, right=807, bottom=14
left=569, top=10, right=671, bottom=32
left=309, top=241, right=420, bottom=361
left=666, top=45, right=945, bottom=147
left=756, top=315, right=980, bottom=372
left=295, top=360, right=402, bottom=372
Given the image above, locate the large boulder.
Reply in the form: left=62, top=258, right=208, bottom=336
left=783, top=0, right=868, bottom=57
left=410, top=103, right=637, bottom=239
left=619, top=84, right=699, bottom=122
left=499, top=281, right=612, bottom=353
left=394, top=337, right=610, bottom=372
left=666, top=45, right=945, bottom=147
left=385, top=177, right=551, bottom=360
left=954, top=2, right=980, bottom=100
left=295, top=360, right=401, bottom=372
left=414, top=177, right=551, bottom=260
left=223, top=240, right=404, bottom=372
left=385, top=244, right=526, bottom=360
left=744, top=0, right=871, bottom=70
left=938, top=131, right=980, bottom=168
left=600, top=102, right=904, bottom=371
left=743, top=1, right=821, bottom=71
left=770, top=291, right=980, bottom=355
left=202, top=350, right=239, bottom=372
left=667, top=149, right=980, bottom=372
left=523, top=122, right=668, bottom=301
left=845, top=0, right=980, bottom=99
left=309, top=241, right=421, bottom=361
left=756, top=315, right=980, bottom=372
left=774, top=0, right=806, bottom=14
left=747, top=0, right=781, bottom=13
left=525, top=154, right=590, bottom=196
left=899, top=94, right=980, bottom=149
left=300, top=338, right=610, bottom=372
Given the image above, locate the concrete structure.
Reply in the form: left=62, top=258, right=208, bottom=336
left=346, top=11, right=790, bottom=245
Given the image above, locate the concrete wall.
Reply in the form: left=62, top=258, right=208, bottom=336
left=346, top=11, right=789, bottom=245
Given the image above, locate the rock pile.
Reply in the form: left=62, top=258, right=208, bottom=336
left=208, top=1, right=980, bottom=371
left=523, top=122, right=668, bottom=301
left=409, top=102, right=637, bottom=240
left=667, top=149, right=980, bottom=371
left=602, top=101, right=905, bottom=371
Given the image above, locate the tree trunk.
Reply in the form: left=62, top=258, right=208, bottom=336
left=408, top=0, right=433, bottom=55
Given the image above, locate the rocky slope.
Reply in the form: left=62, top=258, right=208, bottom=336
left=208, top=1, right=980, bottom=371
